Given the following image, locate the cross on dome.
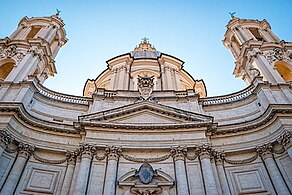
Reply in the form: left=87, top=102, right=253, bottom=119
left=134, top=37, right=156, bottom=52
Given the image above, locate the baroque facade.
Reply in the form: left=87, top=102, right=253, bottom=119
left=0, top=14, right=292, bottom=195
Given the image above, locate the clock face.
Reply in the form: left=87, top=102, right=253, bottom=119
left=138, top=163, right=154, bottom=184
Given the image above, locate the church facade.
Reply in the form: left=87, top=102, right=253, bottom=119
left=0, top=14, right=291, bottom=195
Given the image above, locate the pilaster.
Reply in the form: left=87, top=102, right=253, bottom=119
left=257, top=144, right=291, bottom=195
left=170, top=146, right=189, bottom=195
left=103, top=146, right=121, bottom=195
left=0, top=142, right=34, bottom=195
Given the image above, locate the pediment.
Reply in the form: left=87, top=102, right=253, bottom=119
left=79, top=101, right=213, bottom=128
left=109, top=110, right=185, bottom=124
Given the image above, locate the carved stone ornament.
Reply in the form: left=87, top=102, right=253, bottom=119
left=0, top=45, right=17, bottom=58
left=170, top=146, right=187, bottom=160
left=105, top=146, right=122, bottom=160
left=137, top=74, right=154, bottom=100
left=137, top=163, right=155, bottom=184
left=264, top=47, right=291, bottom=64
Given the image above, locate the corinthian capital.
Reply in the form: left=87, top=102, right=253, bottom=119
left=256, top=143, right=273, bottom=159
left=277, top=131, right=292, bottom=148
left=0, top=130, right=15, bottom=146
left=78, top=144, right=97, bottom=159
left=170, top=146, right=187, bottom=161
left=18, top=142, right=35, bottom=158
left=196, top=143, right=213, bottom=159
left=66, top=150, right=79, bottom=165
left=214, top=151, right=225, bottom=164
left=105, top=146, right=122, bottom=160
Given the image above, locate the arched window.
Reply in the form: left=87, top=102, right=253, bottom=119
left=249, top=28, right=264, bottom=41
left=274, top=61, right=292, bottom=81
left=0, top=60, right=15, bottom=80
left=26, top=26, right=41, bottom=39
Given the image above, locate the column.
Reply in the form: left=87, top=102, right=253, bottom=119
left=198, top=144, right=218, bottom=195
left=73, top=144, right=96, bottom=195
left=46, top=26, right=58, bottom=43
left=215, top=152, right=231, bottom=195
left=69, top=156, right=81, bottom=194
left=233, top=29, right=244, bottom=45
left=0, top=143, right=34, bottom=195
left=103, top=146, right=121, bottom=195
left=257, top=144, right=291, bottom=195
left=210, top=157, right=222, bottom=195
left=238, top=27, right=249, bottom=42
left=170, top=146, right=189, bottom=195
left=60, top=152, right=77, bottom=195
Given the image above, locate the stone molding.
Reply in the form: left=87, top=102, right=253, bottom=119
left=0, top=104, right=78, bottom=134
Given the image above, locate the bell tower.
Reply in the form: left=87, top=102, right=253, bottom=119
left=0, top=13, right=67, bottom=83
left=223, top=16, right=292, bottom=85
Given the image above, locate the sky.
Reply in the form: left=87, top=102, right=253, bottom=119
left=1, top=0, right=292, bottom=97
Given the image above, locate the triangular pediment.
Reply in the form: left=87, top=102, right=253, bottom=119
left=79, top=101, right=213, bottom=128
left=109, top=110, right=185, bottom=124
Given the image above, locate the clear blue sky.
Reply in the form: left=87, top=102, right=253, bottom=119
left=1, top=0, right=291, bottom=97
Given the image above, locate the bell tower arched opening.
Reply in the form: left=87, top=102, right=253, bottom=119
left=0, top=59, right=15, bottom=80
left=274, top=61, right=292, bottom=81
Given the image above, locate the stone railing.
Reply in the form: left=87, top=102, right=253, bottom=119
left=200, top=84, right=255, bottom=106
left=34, top=82, right=91, bottom=105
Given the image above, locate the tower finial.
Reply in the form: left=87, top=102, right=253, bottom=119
left=228, top=12, right=236, bottom=18
left=141, top=37, right=149, bottom=43
left=56, top=9, right=61, bottom=16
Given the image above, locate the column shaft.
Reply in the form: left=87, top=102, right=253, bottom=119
left=0, top=153, right=28, bottom=194
left=216, top=162, right=231, bottom=195
left=60, top=163, right=75, bottom=195
left=103, top=159, right=118, bottom=195
left=211, top=159, right=222, bottom=195
left=69, top=158, right=81, bottom=194
left=200, top=155, right=219, bottom=195
left=73, top=156, right=92, bottom=195
left=174, top=159, right=189, bottom=195
left=263, top=155, right=290, bottom=195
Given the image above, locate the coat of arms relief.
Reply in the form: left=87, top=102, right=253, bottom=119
left=137, top=74, right=155, bottom=100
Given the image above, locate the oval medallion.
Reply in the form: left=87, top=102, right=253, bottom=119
left=138, top=163, right=154, bottom=184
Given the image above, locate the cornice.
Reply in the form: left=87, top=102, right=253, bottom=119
left=213, top=104, right=292, bottom=136
left=0, top=102, right=78, bottom=134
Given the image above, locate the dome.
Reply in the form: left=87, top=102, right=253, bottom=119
left=83, top=39, right=207, bottom=97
